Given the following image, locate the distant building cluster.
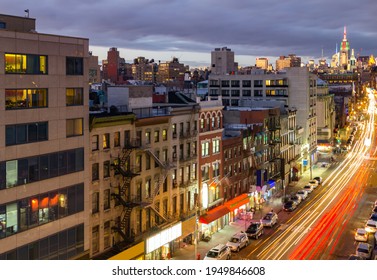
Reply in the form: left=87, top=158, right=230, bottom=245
left=0, top=14, right=372, bottom=260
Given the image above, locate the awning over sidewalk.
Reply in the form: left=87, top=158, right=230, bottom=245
left=199, top=205, right=229, bottom=224
left=224, top=193, right=250, bottom=211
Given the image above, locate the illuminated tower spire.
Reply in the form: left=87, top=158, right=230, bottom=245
left=343, top=26, right=347, bottom=40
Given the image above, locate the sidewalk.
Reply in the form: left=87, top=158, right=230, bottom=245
left=172, top=159, right=333, bottom=260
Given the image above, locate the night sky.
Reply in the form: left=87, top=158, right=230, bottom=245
left=3, top=0, right=377, bottom=67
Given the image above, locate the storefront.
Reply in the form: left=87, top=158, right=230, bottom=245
left=145, top=222, right=182, bottom=260
left=199, top=205, right=229, bottom=240
left=224, top=193, right=251, bottom=222
left=109, top=241, right=145, bottom=260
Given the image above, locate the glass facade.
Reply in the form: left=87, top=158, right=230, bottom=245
left=0, top=148, right=84, bottom=189
left=0, top=184, right=84, bottom=240
left=0, top=224, right=84, bottom=260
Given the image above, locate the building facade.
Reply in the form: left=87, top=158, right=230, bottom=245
left=0, top=14, right=89, bottom=259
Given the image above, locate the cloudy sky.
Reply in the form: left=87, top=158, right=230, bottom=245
left=3, top=0, right=377, bottom=67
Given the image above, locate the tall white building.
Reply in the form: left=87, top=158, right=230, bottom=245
left=208, top=67, right=318, bottom=173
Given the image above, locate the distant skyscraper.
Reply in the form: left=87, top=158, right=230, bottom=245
left=340, top=26, right=350, bottom=70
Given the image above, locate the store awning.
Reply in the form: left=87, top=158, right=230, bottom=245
left=224, top=193, right=250, bottom=211
left=199, top=205, right=229, bottom=224
left=267, top=179, right=276, bottom=188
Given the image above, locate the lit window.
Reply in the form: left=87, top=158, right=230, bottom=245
left=66, top=118, right=83, bottom=137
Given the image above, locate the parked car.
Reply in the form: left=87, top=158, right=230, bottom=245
left=245, top=222, right=264, bottom=240
left=296, top=190, right=308, bottom=201
left=283, top=200, right=298, bottom=212
left=354, top=228, right=368, bottom=242
left=355, top=242, right=372, bottom=259
left=308, top=180, right=319, bottom=189
left=370, top=213, right=377, bottom=222
left=291, top=194, right=302, bottom=205
left=365, top=219, right=377, bottom=233
left=204, top=244, right=231, bottom=260
left=313, top=176, right=323, bottom=184
left=303, top=185, right=314, bottom=194
left=260, top=212, right=278, bottom=227
left=226, top=232, right=249, bottom=252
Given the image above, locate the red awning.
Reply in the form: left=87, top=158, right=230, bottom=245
left=224, top=193, right=250, bottom=211
left=199, top=205, right=230, bottom=224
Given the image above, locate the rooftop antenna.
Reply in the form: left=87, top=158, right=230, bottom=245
left=24, top=9, right=29, bottom=18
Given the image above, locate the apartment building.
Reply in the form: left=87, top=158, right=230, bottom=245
left=316, top=79, right=335, bottom=147
left=0, top=14, right=89, bottom=259
left=90, top=88, right=199, bottom=260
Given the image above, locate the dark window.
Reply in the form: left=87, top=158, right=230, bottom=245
left=0, top=22, right=6, bottom=29
left=66, top=57, right=83, bottom=75
left=5, top=122, right=48, bottom=146
left=1, top=148, right=84, bottom=189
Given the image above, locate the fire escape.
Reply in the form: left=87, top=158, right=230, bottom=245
left=111, top=139, right=140, bottom=246
left=143, top=148, right=176, bottom=222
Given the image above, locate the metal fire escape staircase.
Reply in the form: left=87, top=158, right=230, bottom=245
left=111, top=140, right=140, bottom=243
left=144, top=149, right=176, bottom=223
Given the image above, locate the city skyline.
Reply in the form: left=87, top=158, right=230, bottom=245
left=2, top=1, right=377, bottom=67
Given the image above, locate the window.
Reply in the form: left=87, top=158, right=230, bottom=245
left=145, top=179, right=151, bottom=198
left=92, top=135, right=99, bottom=151
left=103, top=161, right=110, bottom=178
left=92, top=193, right=99, bottom=214
left=145, top=131, right=151, bottom=144
left=145, top=154, right=151, bottom=170
left=136, top=154, right=142, bottom=173
left=92, top=226, right=99, bottom=253
left=104, top=221, right=111, bottom=249
left=0, top=22, right=6, bottom=29
left=5, top=88, right=48, bottom=110
left=103, top=189, right=110, bottom=210
left=5, top=53, right=48, bottom=74
left=114, top=132, right=120, bottom=147
left=200, top=119, right=204, bottom=130
left=154, top=130, right=159, bottom=143
left=66, top=118, right=83, bottom=137
left=66, top=88, right=83, bottom=106
left=213, top=139, right=220, bottom=154
left=201, top=165, right=209, bottom=181
left=103, top=133, right=110, bottom=149
left=66, top=57, right=83, bottom=75
left=6, top=122, right=48, bottom=146
left=92, top=163, right=99, bottom=181
left=162, top=129, right=167, bottom=141
left=192, top=163, right=197, bottom=180
left=201, top=141, right=209, bottom=157
left=213, top=162, right=220, bottom=177
left=172, top=124, right=177, bottom=138
left=1, top=148, right=84, bottom=189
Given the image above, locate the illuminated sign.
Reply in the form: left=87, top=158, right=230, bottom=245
left=146, top=222, right=182, bottom=254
